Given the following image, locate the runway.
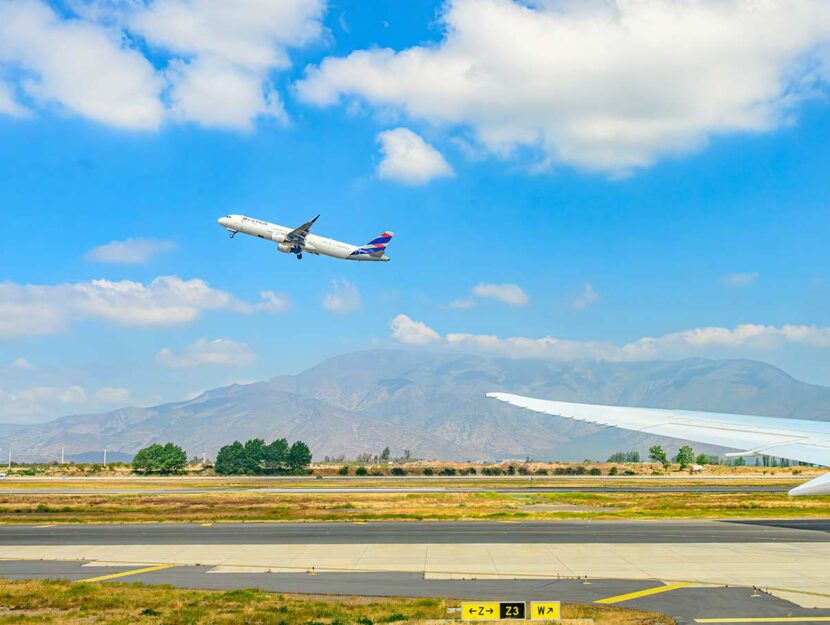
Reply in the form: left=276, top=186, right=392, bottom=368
left=1, top=519, right=829, bottom=545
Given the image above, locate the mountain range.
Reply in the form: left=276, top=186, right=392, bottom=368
left=4, top=350, right=830, bottom=462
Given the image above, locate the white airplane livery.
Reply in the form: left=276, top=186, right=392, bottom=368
left=487, top=393, right=830, bottom=496
left=217, top=214, right=393, bottom=262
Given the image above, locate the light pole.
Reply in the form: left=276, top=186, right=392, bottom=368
left=103, top=448, right=107, bottom=467
left=60, top=447, right=65, bottom=465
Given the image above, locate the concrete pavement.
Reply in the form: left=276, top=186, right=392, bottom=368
left=1, top=521, right=829, bottom=608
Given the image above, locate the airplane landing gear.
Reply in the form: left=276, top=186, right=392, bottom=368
left=229, top=231, right=236, bottom=238
left=296, top=253, right=303, bottom=260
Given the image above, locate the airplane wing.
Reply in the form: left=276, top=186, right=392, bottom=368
left=486, top=392, right=830, bottom=496
left=284, top=214, right=320, bottom=247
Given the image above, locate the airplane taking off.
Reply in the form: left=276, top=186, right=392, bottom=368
left=487, top=392, right=830, bottom=496
left=217, top=214, right=393, bottom=261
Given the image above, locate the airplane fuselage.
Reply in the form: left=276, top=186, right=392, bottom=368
left=217, top=214, right=390, bottom=261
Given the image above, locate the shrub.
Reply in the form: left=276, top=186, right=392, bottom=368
left=355, top=466, right=368, bottom=476
left=422, top=467, right=434, bottom=476
left=608, top=466, right=618, bottom=476
left=337, top=465, right=350, bottom=476
left=390, top=467, right=406, bottom=476
left=440, top=467, right=456, bottom=476
left=589, top=467, right=602, bottom=475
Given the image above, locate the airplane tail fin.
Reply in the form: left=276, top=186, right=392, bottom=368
left=362, top=231, right=394, bottom=256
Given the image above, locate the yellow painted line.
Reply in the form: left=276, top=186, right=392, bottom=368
left=595, top=582, right=693, bottom=604
left=75, top=564, right=177, bottom=583
left=695, top=619, right=830, bottom=623
left=201, top=522, right=213, bottom=527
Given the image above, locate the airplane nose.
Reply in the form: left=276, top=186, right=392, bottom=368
left=217, top=217, right=228, bottom=227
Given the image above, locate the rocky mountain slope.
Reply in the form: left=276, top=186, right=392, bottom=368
left=4, top=350, right=830, bottom=462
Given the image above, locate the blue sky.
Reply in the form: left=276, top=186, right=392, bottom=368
left=2, top=0, right=830, bottom=422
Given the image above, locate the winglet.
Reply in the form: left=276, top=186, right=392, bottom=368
left=789, top=471, right=830, bottom=496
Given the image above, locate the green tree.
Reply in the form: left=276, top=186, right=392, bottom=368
left=649, top=445, right=670, bottom=469
left=287, top=441, right=312, bottom=472
left=132, top=443, right=187, bottom=474
left=380, top=446, right=391, bottom=462
left=263, top=438, right=289, bottom=473
left=695, top=454, right=709, bottom=465
left=674, top=445, right=695, bottom=469
left=607, top=451, right=641, bottom=463
left=242, top=438, right=266, bottom=474
left=215, top=441, right=246, bottom=475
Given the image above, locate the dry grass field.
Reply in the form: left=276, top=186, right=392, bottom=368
left=0, top=579, right=672, bottom=625
left=0, top=488, right=828, bottom=524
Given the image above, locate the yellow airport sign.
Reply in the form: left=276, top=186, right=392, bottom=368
left=462, top=602, right=501, bottom=620
left=529, top=601, right=561, bottom=621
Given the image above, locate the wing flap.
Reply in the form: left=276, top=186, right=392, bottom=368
left=284, top=214, right=320, bottom=246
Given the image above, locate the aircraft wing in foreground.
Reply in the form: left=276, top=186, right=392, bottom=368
left=486, top=392, right=830, bottom=496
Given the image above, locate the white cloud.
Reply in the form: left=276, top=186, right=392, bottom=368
left=723, top=272, right=759, bottom=287
left=472, top=283, right=529, bottom=307
left=390, top=313, right=441, bottom=345
left=252, top=290, right=292, bottom=314
left=621, top=324, right=830, bottom=359
left=0, top=380, right=131, bottom=422
left=156, top=338, right=257, bottom=368
left=0, top=276, right=290, bottom=340
left=129, top=0, right=324, bottom=129
left=376, top=128, right=453, bottom=185
left=297, top=0, right=830, bottom=174
left=0, top=0, right=325, bottom=130
left=390, top=315, right=830, bottom=360
left=165, top=56, right=287, bottom=130
left=322, top=279, right=362, bottom=314
left=11, top=357, right=34, bottom=370
left=0, top=0, right=164, bottom=129
left=0, top=81, right=28, bottom=117
left=16, top=385, right=87, bottom=404
left=571, top=283, right=599, bottom=310
left=94, top=386, right=130, bottom=403
left=446, top=297, right=476, bottom=309
left=85, top=238, right=177, bottom=264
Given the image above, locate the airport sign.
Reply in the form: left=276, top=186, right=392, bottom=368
left=462, top=602, right=500, bottom=620
left=529, top=601, right=561, bottom=620
left=461, top=602, right=529, bottom=620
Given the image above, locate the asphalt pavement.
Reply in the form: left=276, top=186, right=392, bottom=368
left=1, top=519, right=828, bottom=545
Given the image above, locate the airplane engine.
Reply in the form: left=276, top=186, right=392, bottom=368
left=277, top=243, right=295, bottom=254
